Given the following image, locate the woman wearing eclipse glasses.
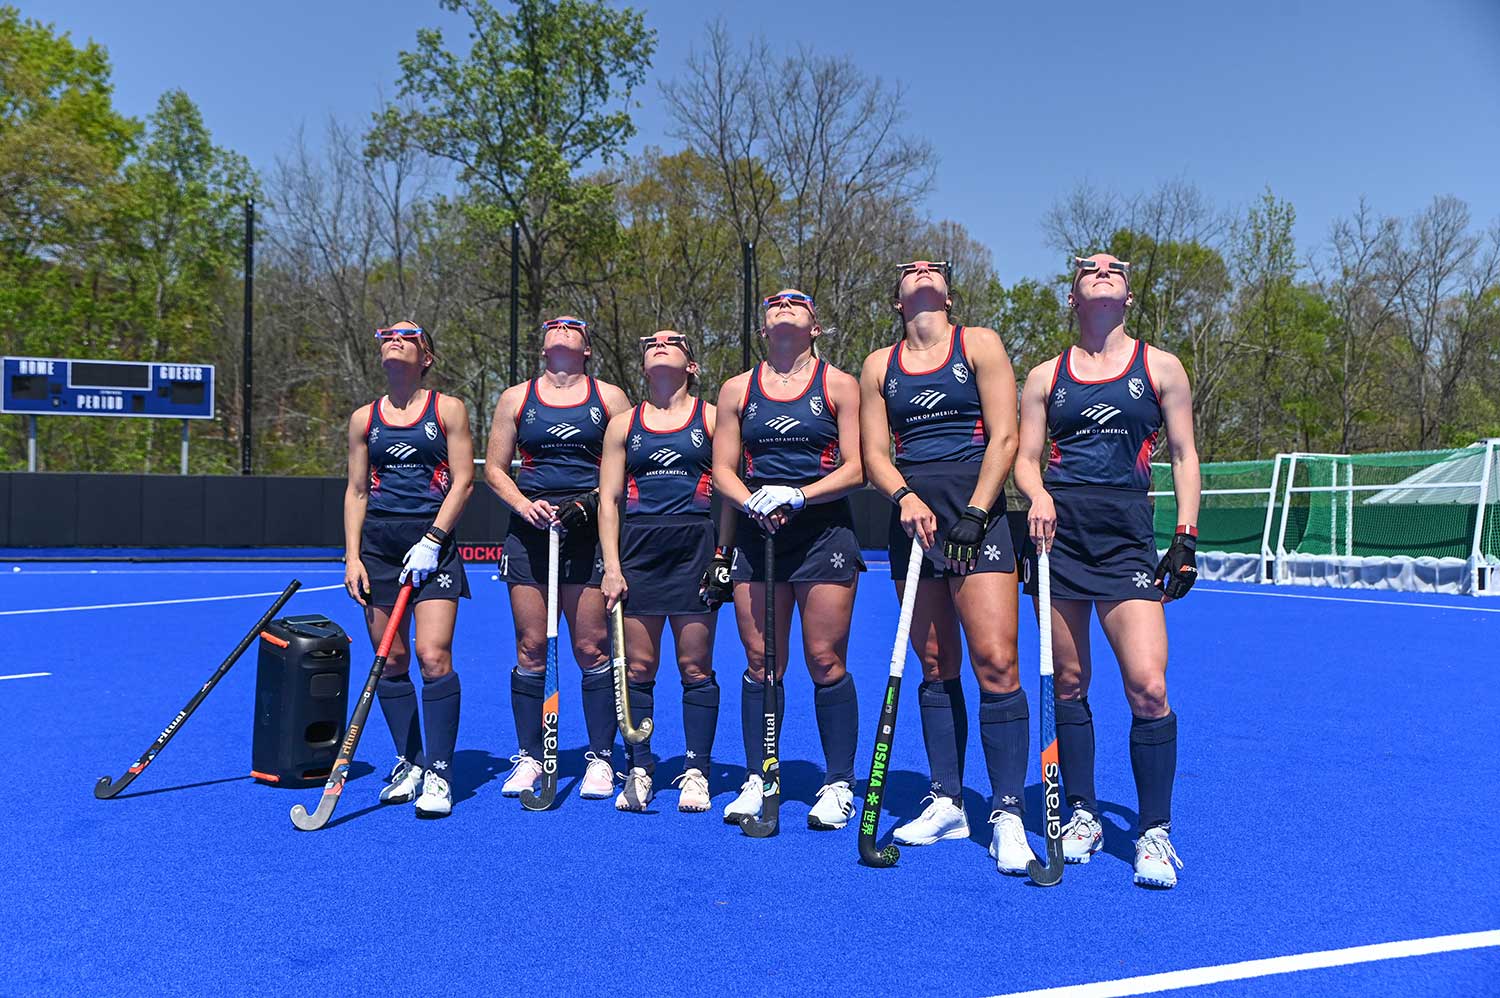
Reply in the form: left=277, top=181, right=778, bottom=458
left=859, top=261, right=1036, bottom=874
left=711, top=289, right=866, bottom=832
left=1014, top=253, right=1201, bottom=888
left=597, top=331, right=726, bottom=813
left=343, top=320, right=475, bottom=818
left=484, top=315, right=634, bottom=802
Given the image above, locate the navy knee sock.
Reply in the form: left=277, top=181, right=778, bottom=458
left=979, top=688, right=1029, bottom=816
left=681, top=675, right=719, bottom=772
left=581, top=666, right=617, bottom=764
left=740, top=671, right=785, bottom=774
left=1130, top=711, right=1177, bottom=831
left=813, top=674, right=858, bottom=785
left=509, top=667, right=544, bottom=759
left=918, top=678, right=968, bottom=800
left=376, top=673, right=423, bottom=768
left=420, top=672, right=461, bottom=781
left=1056, top=696, right=1098, bottom=815
left=625, top=680, right=656, bottom=775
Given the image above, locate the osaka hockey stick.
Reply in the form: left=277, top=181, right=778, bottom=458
left=611, top=602, right=652, bottom=745
left=95, top=580, right=301, bottom=799
left=521, top=524, right=562, bottom=810
left=1026, top=548, right=1064, bottom=886
left=857, top=535, right=924, bottom=866
left=740, top=531, right=781, bottom=838
left=290, top=582, right=413, bottom=831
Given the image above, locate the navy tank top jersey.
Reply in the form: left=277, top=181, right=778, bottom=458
left=624, top=400, right=713, bottom=516
left=883, top=325, right=987, bottom=467
left=515, top=377, right=609, bottom=495
left=1045, top=340, right=1162, bottom=491
left=366, top=390, right=450, bottom=516
left=740, top=359, right=841, bottom=484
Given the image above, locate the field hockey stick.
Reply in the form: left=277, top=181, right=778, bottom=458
left=611, top=602, right=652, bottom=745
left=95, top=580, right=302, bottom=799
left=857, top=535, right=924, bottom=866
left=1026, top=547, right=1064, bottom=886
left=291, top=582, right=413, bottom=831
left=521, top=524, right=561, bottom=810
left=740, top=529, right=781, bottom=838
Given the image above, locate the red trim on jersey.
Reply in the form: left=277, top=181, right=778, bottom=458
left=1141, top=345, right=1162, bottom=400
left=1046, top=357, right=1063, bottom=401
left=1134, top=430, right=1159, bottom=479
left=362, top=402, right=375, bottom=439
left=820, top=364, right=836, bottom=417
left=514, top=380, right=533, bottom=426
left=532, top=375, right=593, bottom=409
left=1064, top=340, right=1141, bottom=385
left=431, top=391, right=447, bottom=436
left=956, top=325, right=970, bottom=367
left=376, top=389, right=433, bottom=428
left=693, top=471, right=713, bottom=509
left=739, top=374, right=753, bottom=415
left=640, top=397, right=699, bottom=434
left=596, top=379, right=612, bottom=420
left=895, top=325, right=957, bottom=376
left=755, top=359, right=820, bottom=403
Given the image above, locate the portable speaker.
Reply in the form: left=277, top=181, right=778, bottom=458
left=251, top=614, right=351, bottom=787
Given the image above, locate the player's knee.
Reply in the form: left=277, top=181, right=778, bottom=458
left=1126, top=677, right=1168, bottom=717
left=573, top=637, right=607, bottom=671
left=515, top=634, right=547, bottom=669
left=627, top=658, right=656, bottom=684
left=413, top=638, right=451, bottom=672
left=678, top=660, right=713, bottom=685
left=971, top=644, right=1019, bottom=687
left=383, top=646, right=411, bottom=672
left=804, top=646, right=846, bottom=684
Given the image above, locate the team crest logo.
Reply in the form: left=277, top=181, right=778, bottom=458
left=630, top=433, right=642, bottom=451
left=1128, top=377, right=1145, bottom=400
left=368, top=424, right=380, bottom=442
left=952, top=362, right=969, bottom=384
left=809, top=396, right=824, bottom=416
left=886, top=378, right=898, bottom=398
left=590, top=406, right=602, bottom=425
left=423, top=421, right=438, bottom=440
left=744, top=401, right=758, bottom=421
left=691, top=428, right=705, bottom=448
left=524, top=407, right=537, bottom=424
left=1053, top=385, right=1067, bottom=405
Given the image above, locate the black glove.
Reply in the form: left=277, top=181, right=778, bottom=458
left=1155, top=531, right=1198, bottom=599
left=556, top=490, right=600, bottom=533
left=700, top=546, right=733, bottom=608
left=943, top=505, right=989, bottom=565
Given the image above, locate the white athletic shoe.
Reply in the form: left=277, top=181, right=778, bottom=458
left=673, top=768, right=711, bottom=813
left=414, top=770, right=452, bottom=817
left=1133, top=827, right=1182, bottom=888
left=579, top=752, right=617, bottom=799
left=892, top=794, right=970, bottom=846
left=722, top=774, right=764, bottom=824
left=615, top=767, right=654, bottom=812
left=807, top=781, right=855, bottom=830
left=988, top=810, right=1037, bottom=875
left=500, top=753, right=543, bottom=798
left=1062, top=808, right=1104, bottom=864
left=379, top=758, right=423, bottom=805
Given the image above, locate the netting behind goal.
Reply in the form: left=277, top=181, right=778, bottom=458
left=1152, top=459, right=1277, bottom=554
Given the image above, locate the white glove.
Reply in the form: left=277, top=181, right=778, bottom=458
left=746, top=485, right=805, bottom=517
left=399, top=536, right=442, bottom=586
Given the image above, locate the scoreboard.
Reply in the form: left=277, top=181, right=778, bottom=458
left=2, top=356, right=215, bottom=419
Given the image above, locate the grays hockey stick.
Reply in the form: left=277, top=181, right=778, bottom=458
left=521, top=524, right=562, bottom=810
left=1026, top=548, right=1064, bottom=886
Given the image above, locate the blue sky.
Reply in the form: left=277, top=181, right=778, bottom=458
left=23, top=0, right=1500, bottom=282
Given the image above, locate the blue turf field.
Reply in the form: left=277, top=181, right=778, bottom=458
left=2, top=554, right=1497, bottom=997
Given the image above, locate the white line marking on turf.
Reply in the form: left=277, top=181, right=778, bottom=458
left=983, top=929, right=1500, bottom=998
left=0, top=672, right=51, bottom=681
left=3, top=568, right=345, bottom=576
left=0, top=584, right=343, bottom=616
left=1194, top=587, right=1500, bottom=613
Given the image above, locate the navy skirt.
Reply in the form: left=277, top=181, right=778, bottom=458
left=887, top=462, right=1017, bottom=580
left=1021, top=485, right=1163, bottom=602
left=501, top=490, right=603, bottom=587
left=730, top=498, right=865, bottom=584
left=620, top=514, right=716, bottom=617
left=360, top=513, right=470, bottom=606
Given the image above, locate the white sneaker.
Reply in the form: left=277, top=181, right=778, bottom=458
left=615, top=767, right=653, bottom=812
left=988, top=810, right=1037, bottom=875
left=673, top=768, right=711, bottom=813
left=1062, top=808, right=1104, bottom=864
left=893, top=794, right=969, bottom=846
left=500, top=753, right=542, bottom=798
left=414, top=770, right=452, bottom=817
left=579, top=752, right=616, bottom=799
left=722, top=774, right=763, bottom=824
left=807, top=781, right=855, bottom=830
left=378, top=757, right=423, bottom=805
left=1133, top=827, right=1182, bottom=888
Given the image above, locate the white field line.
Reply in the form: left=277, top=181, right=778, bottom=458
left=983, top=928, right=1500, bottom=998
left=1194, top=586, right=1500, bottom=613
left=0, top=583, right=343, bottom=616
left=2, top=568, right=344, bottom=576
left=0, top=672, right=51, bottom=681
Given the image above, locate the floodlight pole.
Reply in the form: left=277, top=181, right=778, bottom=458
left=741, top=241, right=754, bottom=370
left=27, top=415, right=36, bottom=472
left=181, top=419, right=189, bottom=475
left=241, top=198, right=254, bottom=475
left=509, top=222, right=520, bottom=385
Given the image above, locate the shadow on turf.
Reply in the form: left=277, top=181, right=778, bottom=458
left=103, top=773, right=258, bottom=799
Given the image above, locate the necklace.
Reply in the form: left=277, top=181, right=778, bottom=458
left=766, top=356, right=813, bottom=385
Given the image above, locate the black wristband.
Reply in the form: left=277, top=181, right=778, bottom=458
left=891, top=487, right=913, bottom=505
left=425, top=524, right=449, bottom=543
